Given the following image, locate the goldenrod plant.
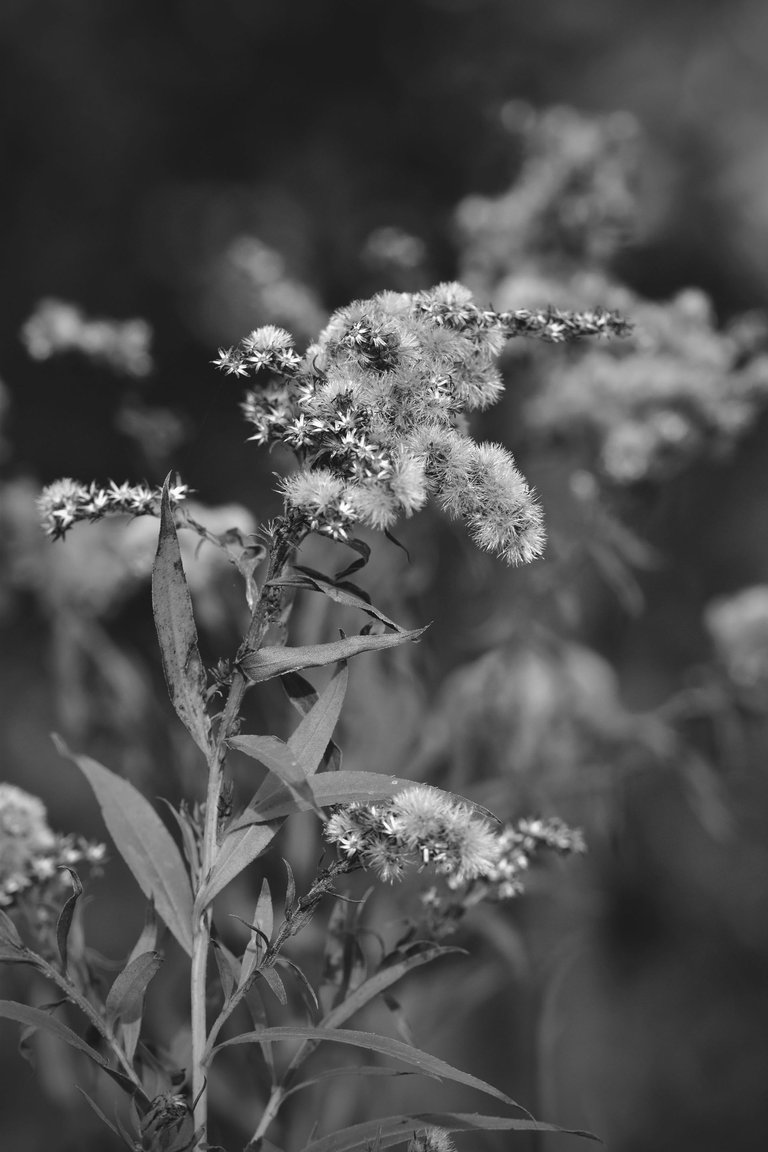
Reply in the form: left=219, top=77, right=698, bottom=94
left=0, top=280, right=618, bottom=1151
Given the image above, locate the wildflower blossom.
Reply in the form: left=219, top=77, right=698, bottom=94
left=217, top=282, right=624, bottom=562
left=37, top=478, right=189, bottom=541
left=325, top=785, right=584, bottom=931
left=325, top=785, right=502, bottom=889
left=407, top=1128, right=456, bottom=1152
left=0, top=783, right=105, bottom=908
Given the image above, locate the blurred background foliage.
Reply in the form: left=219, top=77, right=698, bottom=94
left=4, top=1, right=768, bottom=1149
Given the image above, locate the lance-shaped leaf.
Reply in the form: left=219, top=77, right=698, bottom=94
left=195, top=823, right=278, bottom=914
left=56, top=868, right=83, bottom=974
left=238, top=878, right=273, bottom=992
left=229, top=661, right=349, bottom=816
left=321, top=944, right=463, bottom=1031
left=302, top=1112, right=599, bottom=1152
left=120, top=905, right=159, bottom=1062
left=227, top=773, right=413, bottom=830
left=285, top=660, right=347, bottom=775
left=197, top=665, right=349, bottom=910
left=209, top=1026, right=523, bottom=1111
left=227, top=735, right=322, bottom=817
left=239, top=627, right=426, bottom=684
left=0, top=910, right=32, bottom=964
left=282, top=671, right=342, bottom=773
left=152, top=477, right=211, bottom=755
left=0, top=1001, right=138, bottom=1095
left=105, top=950, right=163, bottom=1029
left=271, top=566, right=404, bottom=632
left=54, top=739, right=193, bottom=956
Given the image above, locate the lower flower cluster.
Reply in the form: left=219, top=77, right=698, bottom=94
left=324, top=785, right=584, bottom=906
left=0, top=783, right=105, bottom=907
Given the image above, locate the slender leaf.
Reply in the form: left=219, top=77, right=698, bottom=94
left=56, top=868, right=83, bottom=974
left=276, top=955, right=319, bottom=1015
left=105, top=951, right=163, bottom=1028
left=0, top=909, right=30, bottom=963
left=120, top=904, right=159, bottom=1062
left=0, top=1001, right=137, bottom=1094
left=260, top=966, right=288, bottom=1006
left=152, top=477, right=211, bottom=755
left=228, top=773, right=412, bottom=831
left=195, top=823, right=278, bottom=913
left=211, top=937, right=240, bottom=1002
left=199, top=666, right=349, bottom=908
left=227, top=735, right=322, bottom=816
left=282, top=672, right=342, bottom=773
left=76, top=1087, right=121, bottom=1137
left=286, top=661, right=347, bottom=775
left=239, top=627, right=426, bottom=683
left=54, top=738, right=193, bottom=956
left=283, top=1065, right=415, bottom=1102
left=302, top=1112, right=599, bottom=1152
left=322, top=945, right=463, bottom=1030
left=272, top=568, right=403, bottom=631
left=238, top=879, right=273, bottom=992
left=210, top=1027, right=522, bottom=1110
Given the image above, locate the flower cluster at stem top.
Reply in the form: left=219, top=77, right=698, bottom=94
left=214, top=282, right=627, bottom=564
left=324, top=784, right=585, bottom=899
left=0, top=783, right=105, bottom=907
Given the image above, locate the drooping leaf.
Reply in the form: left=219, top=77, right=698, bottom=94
left=238, top=878, right=273, bottom=992
left=334, top=538, right=371, bottom=581
left=56, top=868, right=83, bottom=974
left=0, top=1001, right=138, bottom=1095
left=321, top=944, right=463, bottom=1030
left=105, top=951, right=163, bottom=1028
left=210, top=1027, right=523, bottom=1110
left=271, top=567, right=404, bottom=632
left=302, top=1112, right=599, bottom=1152
left=54, top=739, right=193, bottom=956
left=152, top=477, right=211, bottom=755
left=275, top=955, right=319, bottom=1016
left=120, top=904, right=159, bottom=1062
left=239, top=627, right=426, bottom=683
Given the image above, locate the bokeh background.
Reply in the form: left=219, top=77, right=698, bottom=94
left=4, top=2, right=768, bottom=1149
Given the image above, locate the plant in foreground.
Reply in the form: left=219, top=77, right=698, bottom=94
left=1, top=282, right=621, bottom=1151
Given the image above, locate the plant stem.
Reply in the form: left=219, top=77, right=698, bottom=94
left=190, top=524, right=298, bottom=1138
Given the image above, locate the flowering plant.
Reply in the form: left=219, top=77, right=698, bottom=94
left=0, top=280, right=614, bottom=1151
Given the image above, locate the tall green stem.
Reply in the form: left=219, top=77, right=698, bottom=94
left=190, top=525, right=298, bottom=1138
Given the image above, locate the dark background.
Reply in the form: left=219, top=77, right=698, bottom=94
left=3, top=2, right=768, bottom=1150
